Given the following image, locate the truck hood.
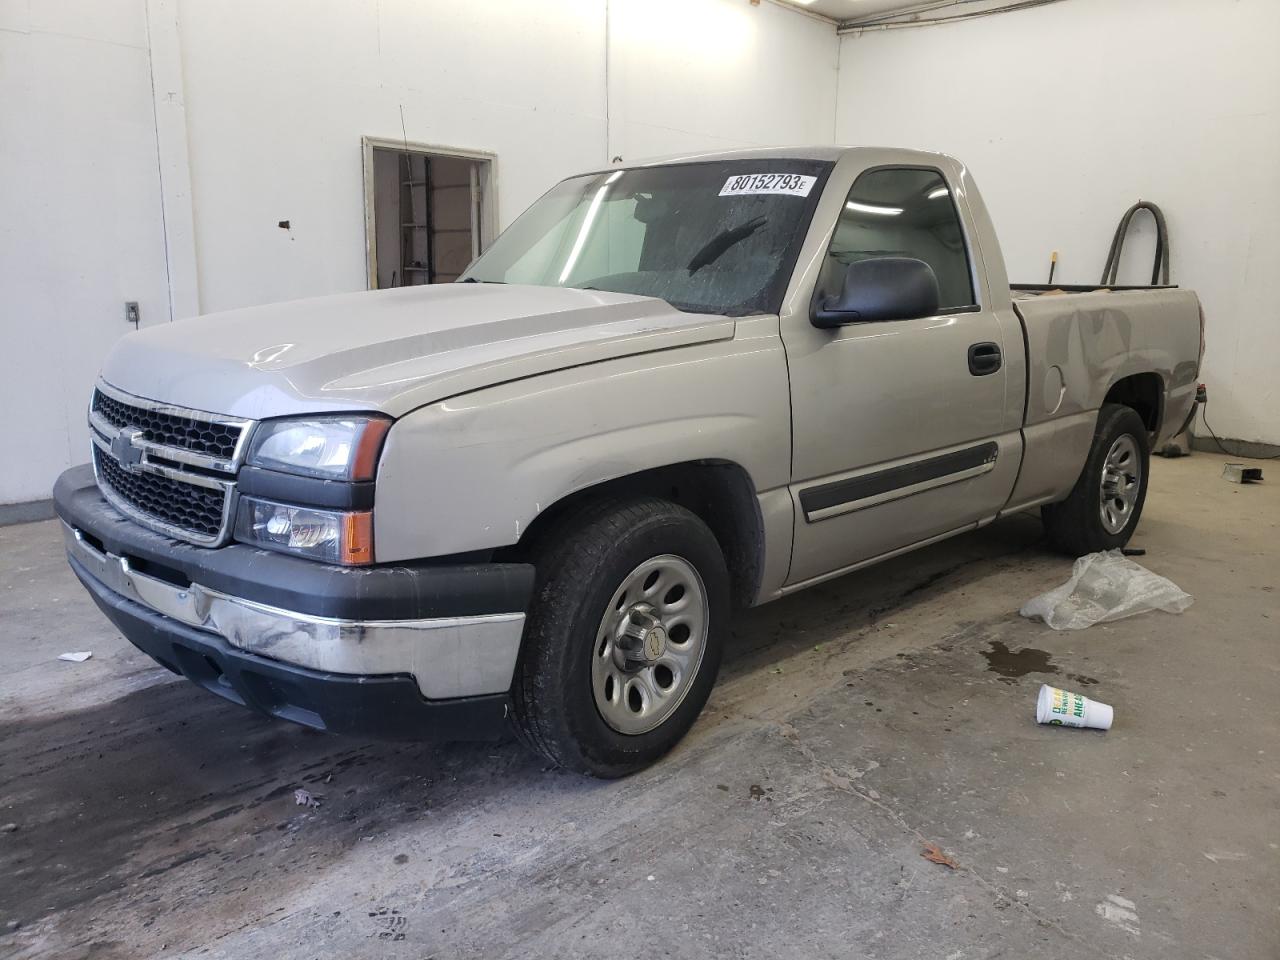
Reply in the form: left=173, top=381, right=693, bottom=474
left=99, top=283, right=735, bottom=420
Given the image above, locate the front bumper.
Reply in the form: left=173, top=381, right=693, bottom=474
left=54, top=464, right=536, bottom=740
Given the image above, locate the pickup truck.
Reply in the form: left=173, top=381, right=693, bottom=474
left=54, top=147, right=1202, bottom=777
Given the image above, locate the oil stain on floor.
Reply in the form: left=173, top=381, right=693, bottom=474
left=981, top=640, right=1097, bottom=685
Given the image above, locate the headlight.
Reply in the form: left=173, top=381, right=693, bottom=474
left=235, top=497, right=374, bottom=565
left=246, top=415, right=391, bottom=481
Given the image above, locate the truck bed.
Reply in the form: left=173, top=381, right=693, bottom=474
left=999, top=283, right=1202, bottom=514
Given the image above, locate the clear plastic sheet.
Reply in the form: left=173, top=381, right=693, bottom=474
left=1020, top=550, right=1193, bottom=630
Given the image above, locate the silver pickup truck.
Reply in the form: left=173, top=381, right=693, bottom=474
left=54, top=147, right=1202, bottom=776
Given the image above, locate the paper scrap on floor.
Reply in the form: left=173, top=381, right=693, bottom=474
left=1020, top=549, right=1192, bottom=630
left=57, top=651, right=93, bottom=662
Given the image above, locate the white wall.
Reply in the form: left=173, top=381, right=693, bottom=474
left=0, top=0, right=172, bottom=505
left=7, top=0, right=1276, bottom=507
left=176, top=0, right=838, bottom=315
left=176, top=0, right=607, bottom=315
left=607, top=0, right=838, bottom=161
left=836, top=0, right=1280, bottom=445
left=1, top=0, right=837, bottom=505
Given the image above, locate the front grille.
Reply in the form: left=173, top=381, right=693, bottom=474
left=89, top=382, right=252, bottom=545
left=93, top=388, right=242, bottom=461
left=94, top=447, right=226, bottom=539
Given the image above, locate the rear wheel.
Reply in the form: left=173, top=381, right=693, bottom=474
left=1042, top=403, right=1150, bottom=555
left=511, top=498, right=728, bottom=778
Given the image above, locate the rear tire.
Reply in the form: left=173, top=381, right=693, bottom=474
left=510, top=497, right=729, bottom=778
left=1042, top=403, right=1150, bottom=555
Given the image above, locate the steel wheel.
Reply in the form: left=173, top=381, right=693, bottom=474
left=1099, top=433, right=1142, bottom=535
left=591, top=554, right=708, bottom=736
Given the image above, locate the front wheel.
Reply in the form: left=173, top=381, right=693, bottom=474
left=510, top=498, right=729, bottom=777
left=1042, top=402, right=1151, bottom=555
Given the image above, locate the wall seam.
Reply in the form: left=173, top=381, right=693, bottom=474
left=831, top=24, right=842, bottom=144
left=142, top=5, right=176, bottom=323
left=604, top=0, right=612, bottom=163
left=143, top=0, right=200, bottom=322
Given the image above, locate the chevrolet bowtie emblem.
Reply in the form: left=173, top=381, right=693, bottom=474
left=111, top=428, right=145, bottom=471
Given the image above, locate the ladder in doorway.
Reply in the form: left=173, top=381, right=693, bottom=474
left=398, top=153, right=432, bottom=285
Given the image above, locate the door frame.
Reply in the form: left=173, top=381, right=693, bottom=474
left=360, top=136, right=499, bottom=290
left=774, top=148, right=1026, bottom=589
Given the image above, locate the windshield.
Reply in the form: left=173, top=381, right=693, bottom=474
left=461, top=159, right=832, bottom=316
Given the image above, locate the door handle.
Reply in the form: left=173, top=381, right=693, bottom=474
left=968, top=342, right=1002, bottom=376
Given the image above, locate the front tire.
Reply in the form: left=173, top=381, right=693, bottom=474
left=510, top=498, right=729, bottom=778
left=1042, top=403, right=1151, bottom=555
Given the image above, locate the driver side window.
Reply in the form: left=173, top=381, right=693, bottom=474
left=820, top=167, right=976, bottom=311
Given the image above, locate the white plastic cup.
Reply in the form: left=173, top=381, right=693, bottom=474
left=1036, top=683, right=1113, bottom=730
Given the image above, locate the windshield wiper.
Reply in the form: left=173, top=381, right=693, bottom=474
left=458, top=277, right=504, bottom=284
left=686, top=216, right=768, bottom=274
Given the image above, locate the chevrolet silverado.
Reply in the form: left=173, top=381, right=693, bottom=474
left=54, top=147, right=1202, bottom=776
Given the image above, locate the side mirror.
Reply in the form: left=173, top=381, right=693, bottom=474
left=812, top=257, right=941, bottom=328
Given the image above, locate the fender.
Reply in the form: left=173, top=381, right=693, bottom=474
left=373, top=316, right=793, bottom=564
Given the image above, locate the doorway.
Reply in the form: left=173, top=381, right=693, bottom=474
left=363, top=138, right=495, bottom=288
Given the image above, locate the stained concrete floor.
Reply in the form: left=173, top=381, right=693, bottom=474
left=1, top=451, right=1276, bottom=960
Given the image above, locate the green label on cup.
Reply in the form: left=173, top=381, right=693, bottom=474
left=1049, top=688, right=1086, bottom=721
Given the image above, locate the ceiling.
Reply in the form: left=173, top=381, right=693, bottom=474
left=779, top=0, right=935, bottom=23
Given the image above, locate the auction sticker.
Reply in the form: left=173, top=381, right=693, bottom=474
left=719, top=173, right=816, bottom=198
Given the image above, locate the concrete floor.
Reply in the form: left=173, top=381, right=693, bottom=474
left=1, top=451, right=1276, bottom=959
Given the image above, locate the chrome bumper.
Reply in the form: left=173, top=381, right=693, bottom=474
left=62, top=523, right=525, bottom=700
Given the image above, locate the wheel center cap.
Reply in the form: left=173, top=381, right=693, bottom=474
left=615, top=605, right=669, bottom=671
left=644, top=625, right=668, bottom=661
